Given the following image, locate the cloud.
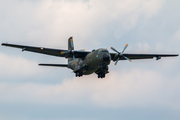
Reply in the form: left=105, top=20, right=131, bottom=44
left=174, top=29, right=180, bottom=42
left=0, top=68, right=179, bottom=109
left=0, top=52, right=42, bottom=79
left=0, top=0, right=180, bottom=119
left=133, top=43, right=150, bottom=53
left=0, top=0, right=178, bottom=109
left=0, top=0, right=164, bottom=49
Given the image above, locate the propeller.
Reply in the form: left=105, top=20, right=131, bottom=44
left=60, top=49, right=85, bottom=64
left=60, top=50, right=76, bottom=64
left=111, top=44, right=132, bottom=65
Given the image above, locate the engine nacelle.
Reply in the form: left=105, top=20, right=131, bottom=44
left=113, top=53, right=119, bottom=61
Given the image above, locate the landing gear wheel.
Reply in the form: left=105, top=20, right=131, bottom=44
left=98, top=72, right=105, bottom=78
left=75, top=71, right=83, bottom=77
left=76, top=72, right=79, bottom=77
left=80, top=71, right=83, bottom=77
left=98, top=74, right=101, bottom=78
left=101, top=73, right=105, bottom=78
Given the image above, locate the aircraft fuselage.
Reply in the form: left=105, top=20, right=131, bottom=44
left=68, top=48, right=111, bottom=76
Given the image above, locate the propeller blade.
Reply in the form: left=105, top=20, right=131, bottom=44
left=77, top=49, right=85, bottom=51
left=72, top=54, right=76, bottom=64
left=111, top=44, right=130, bottom=65
left=60, top=51, right=69, bottom=55
left=122, top=44, right=128, bottom=53
left=114, top=57, right=120, bottom=65
left=111, top=47, right=120, bottom=54
left=123, top=55, right=132, bottom=62
left=60, top=50, right=77, bottom=64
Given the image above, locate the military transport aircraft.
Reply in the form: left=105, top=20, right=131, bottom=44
left=2, top=37, right=179, bottom=78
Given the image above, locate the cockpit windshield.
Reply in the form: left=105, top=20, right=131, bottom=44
left=98, top=50, right=108, bottom=54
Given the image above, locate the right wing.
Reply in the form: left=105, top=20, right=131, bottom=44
left=1, top=43, right=90, bottom=58
left=110, top=53, right=179, bottom=61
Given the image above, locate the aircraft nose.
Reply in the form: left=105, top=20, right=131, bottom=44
left=103, top=53, right=110, bottom=62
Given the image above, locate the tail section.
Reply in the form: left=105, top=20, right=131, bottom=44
left=68, top=37, right=74, bottom=62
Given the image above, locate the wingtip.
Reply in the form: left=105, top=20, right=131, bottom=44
left=174, top=54, right=179, bottom=56
left=1, top=43, right=8, bottom=46
left=1, top=43, right=5, bottom=46
left=2, top=43, right=9, bottom=46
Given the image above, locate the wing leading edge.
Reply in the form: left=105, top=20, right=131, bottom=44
left=110, top=53, right=179, bottom=61
left=1, top=43, right=90, bottom=58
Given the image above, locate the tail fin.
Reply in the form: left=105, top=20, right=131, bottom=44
left=68, top=37, right=74, bottom=62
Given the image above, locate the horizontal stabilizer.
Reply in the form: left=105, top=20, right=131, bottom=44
left=39, top=64, right=68, bottom=67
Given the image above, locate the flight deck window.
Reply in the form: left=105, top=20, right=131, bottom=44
left=98, top=50, right=107, bottom=54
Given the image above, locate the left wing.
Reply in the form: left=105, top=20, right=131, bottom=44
left=110, top=53, right=179, bottom=61
left=1, top=43, right=90, bottom=58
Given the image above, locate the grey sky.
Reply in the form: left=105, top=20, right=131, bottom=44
left=0, top=0, right=180, bottom=120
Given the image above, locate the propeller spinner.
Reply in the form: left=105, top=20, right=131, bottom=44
left=111, top=44, right=132, bottom=65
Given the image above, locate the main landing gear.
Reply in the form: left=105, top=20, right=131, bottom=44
left=75, top=71, right=83, bottom=77
left=98, top=72, right=105, bottom=78
left=96, top=63, right=108, bottom=78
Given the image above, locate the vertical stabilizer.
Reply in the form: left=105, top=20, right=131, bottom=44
left=68, top=37, right=74, bottom=62
left=68, top=37, right=74, bottom=50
